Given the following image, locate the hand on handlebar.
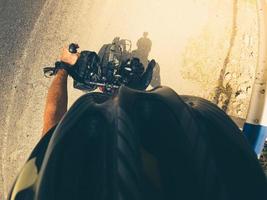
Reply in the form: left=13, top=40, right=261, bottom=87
left=60, top=45, right=80, bottom=66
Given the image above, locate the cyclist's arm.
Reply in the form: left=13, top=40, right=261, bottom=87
left=42, top=47, right=79, bottom=136
left=42, top=69, right=68, bottom=136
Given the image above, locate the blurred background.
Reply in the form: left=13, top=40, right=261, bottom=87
left=0, top=0, right=258, bottom=198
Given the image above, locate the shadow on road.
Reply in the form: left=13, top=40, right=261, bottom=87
left=132, top=32, right=161, bottom=88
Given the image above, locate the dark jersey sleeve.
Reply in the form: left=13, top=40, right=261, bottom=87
left=7, top=125, right=58, bottom=200
left=27, top=125, right=57, bottom=170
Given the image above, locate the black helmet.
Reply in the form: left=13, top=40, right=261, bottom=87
left=8, top=87, right=267, bottom=200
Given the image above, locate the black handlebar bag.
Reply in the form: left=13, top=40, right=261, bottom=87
left=73, top=51, right=101, bottom=91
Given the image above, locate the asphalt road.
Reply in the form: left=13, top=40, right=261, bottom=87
left=0, top=0, right=48, bottom=197
left=0, top=0, right=257, bottom=198
left=0, top=0, right=96, bottom=197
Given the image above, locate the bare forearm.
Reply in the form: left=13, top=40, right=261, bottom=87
left=42, top=69, right=68, bottom=135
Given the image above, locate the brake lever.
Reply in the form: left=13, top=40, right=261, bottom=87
left=43, top=67, right=56, bottom=77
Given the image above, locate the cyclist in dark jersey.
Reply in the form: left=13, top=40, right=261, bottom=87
left=8, top=47, right=267, bottom=200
